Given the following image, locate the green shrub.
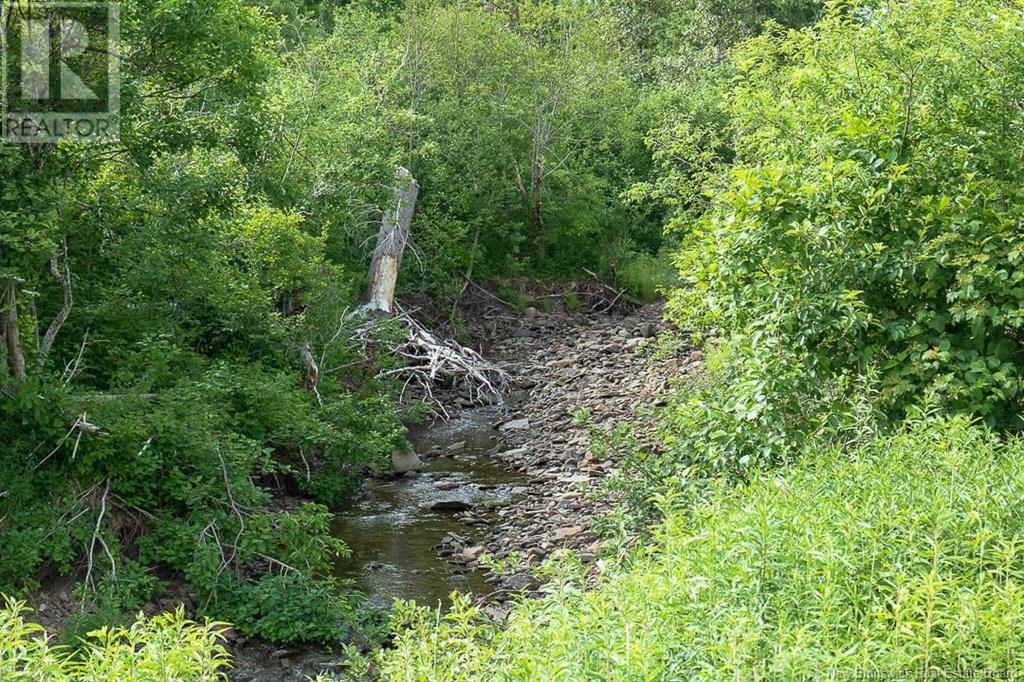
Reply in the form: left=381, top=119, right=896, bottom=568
left=376, top=415, right=1024, bottom=680
left=0, top=598, right=230, bottom=681
left=0, top=0, right=397, bottom=651
left=672, top=0, right=1024, bottom=429
left=598, top=342, right=882, bottom=527
left=662, top=343, right=881, bottom=477
left=234, top=574, right=358, bottom=646
left=61, top=564, right=162, bottom=648
left=1, top=358, right=397, bottom=645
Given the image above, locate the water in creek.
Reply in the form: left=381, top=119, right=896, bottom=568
left=229, top=407, right=525, bottom=681
left=332, top=406, right=525, bottom=610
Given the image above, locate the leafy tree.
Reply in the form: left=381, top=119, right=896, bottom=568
left=260, top=0, right=654, bottom=298
left=0, top=0, right=402, bottom=644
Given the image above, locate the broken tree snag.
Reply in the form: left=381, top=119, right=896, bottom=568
left=298, top=343, right=319, bottom=390
left=298, top=342, right=323, bottom=406
left=364, top=168, right=419, bottom=314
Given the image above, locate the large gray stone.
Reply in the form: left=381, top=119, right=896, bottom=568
left=391, top=448, right=424, bottom=473
left=499, top=418, right=530, bottom=431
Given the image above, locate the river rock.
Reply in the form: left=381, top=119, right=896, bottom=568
left=482, top=605, right=511, bottom=623
left=392, top=449, right=424, bottom=473
left=433, top=481, right=461, bottom=491
left=425, top=301, right=695, bottom=602
left=503, top=573, right=540, bottom=592
left=431, top=501, right=473, bottom=513
left=552, top=525, right=584, bottom=540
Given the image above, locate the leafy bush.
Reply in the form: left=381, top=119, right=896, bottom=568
left=376, top=415, right=1024, bottom=680
left=0, top=354, right=398, bottom=643
left=228, top=573, right=358, bottom=646
left=0, top=598, right=230, bottom=681
left=657, top=342, right=882, bottom=481
left=61, top=564, right=162, bottom=648
left=672, top=0, right=1024, bottom=430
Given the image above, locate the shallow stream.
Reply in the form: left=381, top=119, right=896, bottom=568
left=230, top=407, right=525, bottom=681
left=332, top=406, right=525, bottom=610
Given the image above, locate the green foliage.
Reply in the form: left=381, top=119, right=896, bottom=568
left=375, top=416, right=1024, bottom=680
left=260, top=0, right=658, bottom=297
left=230, top=573, right=358, bottom=645
left=0, top=0, right=402, bottom=645
left=62, top=565, right=162, bottom=648
left=627, top=0, right=1024, bottom=507
left=1, top=598, right=230, bottom=681
left=628, top=0, right=824, bottom=241
left=650, top=343, right=883, bottom=488
left=15, top=0, right=1022, bottom=663
left=137, top=499, right=359, bottom=644
left=496, top=282, right=532, bottom=315
left=616, top=250, right=679, bottom=303
left=672, top=0, right=1024, bottom=429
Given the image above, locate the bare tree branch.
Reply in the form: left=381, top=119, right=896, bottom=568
left=37, top=240, right=73, bottom=371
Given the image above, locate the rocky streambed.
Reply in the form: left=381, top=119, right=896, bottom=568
left=335, top=302, right=700, bottom=609
left=440, top=304, right=700, bottom=605
left=331, top=407, right=527, bottom=610
left=232, top=302, right=699, bottom=679
left=25, top=302, right=697, bottom=682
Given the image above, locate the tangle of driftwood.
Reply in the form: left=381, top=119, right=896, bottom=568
left=349, top=305, right=510, bottom=419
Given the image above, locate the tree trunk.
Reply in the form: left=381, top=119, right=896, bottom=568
left=364, top=168, right=419, bottom=314
left=528, top=102, right=550, bottom=263
left=530, top=160, right=545, bottom=261
left=2, top=282, right=27, bottom=384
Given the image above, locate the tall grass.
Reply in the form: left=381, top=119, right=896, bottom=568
left=617, top=250, right=679, bottom=303
left=377, top=416, right=1024, bottom=680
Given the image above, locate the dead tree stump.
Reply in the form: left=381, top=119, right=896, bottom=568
left=364, top=167, right=419, bottom=314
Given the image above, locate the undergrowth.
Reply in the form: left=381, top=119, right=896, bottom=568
left=374, top=415, right=1024, bottom=680
left=0, top=599, right=229, bottom=681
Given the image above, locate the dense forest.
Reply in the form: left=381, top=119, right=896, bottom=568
left=3, top=0, right=1024, bottom=679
